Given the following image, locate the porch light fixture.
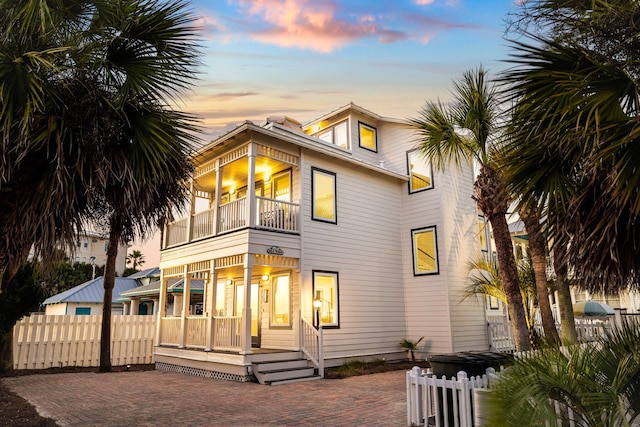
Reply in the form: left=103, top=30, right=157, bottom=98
left=230, top=187, right=235, bottom=195
left=261, top=273, right=270, bottom=281
left=313, top=294, right=322, bottom=329
left=225, top=279, right=233, bottom=285
left=264, top=173, right=271, bottom=182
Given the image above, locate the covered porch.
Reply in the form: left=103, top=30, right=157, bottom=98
left=154, top=254, right=323, bottom=382
left=163, top=142, right=301, bottom=249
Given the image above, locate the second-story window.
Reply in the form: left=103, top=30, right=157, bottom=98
left=312, top=167, right=337, bottom=224
left=317, top=121, right=348, bottom=149
left=358, top=122, right=377, bottom=152
left=407, top=149, right=433, bottom=193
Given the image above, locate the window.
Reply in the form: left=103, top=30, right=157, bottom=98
left=478, top=215, right=489, bottom=252
left=358, top=122, right=377, bottom=152
left=83, top=240, right=88, bottom=248
left=75, top=307, right=91, bottom=315
left=104, top=243, right=108, bottom=252
left=272, top=170, right=291, bottom=202
left=215, top=280, right=226, bottom=316
left=271, top=274, right=291, bottom=327
left=317, top=121, right=349, bottom=149
left=407, top=149, right=433, bottom=192
left=412, top=226, right=439, bottom=275
left=312, top=168, right=337, bottom=223
left=313, top=271, right=339, bottom=327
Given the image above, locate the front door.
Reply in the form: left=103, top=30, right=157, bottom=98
left=235, top=282, right=260, bottom=347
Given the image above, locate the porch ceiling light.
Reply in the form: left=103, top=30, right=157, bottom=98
left=261, top=273, right=270, bottom=281
left=226, top=279, right=233, bottom=285
left=264, top=174, right=271, bottom=182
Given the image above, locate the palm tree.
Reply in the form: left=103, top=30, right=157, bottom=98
left=126, top=250, right=146, bottom=271
left=0, top=0, right=199, bottom=372
left=410, top=68, right=531, bottom=351
left=518, top=206, right=559, bottom=343
left=486, top=322, right=640, bottom=426
left=400, top=337, right=424, bottom=362
left=500, top=1, right=640, bottom=296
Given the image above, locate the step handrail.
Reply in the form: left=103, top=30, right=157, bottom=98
left=300, top=314, right=324, bottom=378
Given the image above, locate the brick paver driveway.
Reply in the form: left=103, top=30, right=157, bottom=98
left=3, top=369, right=408, bottom=426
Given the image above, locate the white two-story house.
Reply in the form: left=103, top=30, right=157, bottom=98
left=154, top=103, right=487, bottom=384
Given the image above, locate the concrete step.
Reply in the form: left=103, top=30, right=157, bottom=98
left=253, top=363, right=316, bottom=385
left=253, top=359, right=309, bottom=372
left=269, top=374, right=322, bottom=386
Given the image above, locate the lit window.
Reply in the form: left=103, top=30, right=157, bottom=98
left=313, top=271, right=339, bottom=327
left=316, top=121, right=349, bottom=149
left=215, top=280, right=226, bottom=316
left=312, top=168, right=336, bottom=223
left=407, top=149, right=433, bottom=192
left=271, top=274, right=291, bottom=327
left=478, top=215, right=488, bottom=252
left=412, top=226, right=439, bottom=275
left=358, top=122, right=377, bottom=152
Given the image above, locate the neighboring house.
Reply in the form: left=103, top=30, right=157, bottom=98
left=42, top=268, right=160, bottom=315
left=42, top=276, right=141, bottom=315
left=155, top=103, right=485, bottom=383
left=118, top=277, right=204, bottom=316
left=71, top=230, right=129, bottom=275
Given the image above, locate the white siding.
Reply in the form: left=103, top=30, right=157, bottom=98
left=299, top=149, right=407, bottom=360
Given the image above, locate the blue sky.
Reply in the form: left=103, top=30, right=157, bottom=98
left=133, top=0, right=523, bottom=265
left=186, top=0, right=523, bottom=138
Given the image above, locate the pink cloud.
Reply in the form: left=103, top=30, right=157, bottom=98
left=233, top=0, right=409, bottom=53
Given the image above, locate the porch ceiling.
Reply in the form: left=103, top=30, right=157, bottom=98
left=195, top=156, right=291, bottom=193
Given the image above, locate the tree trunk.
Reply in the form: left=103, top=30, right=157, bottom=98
left=100, top=222, right=121, bottom=372
left=475, top=164, right=530, bottom=352
left=553, top=247, right=577, bottom=344
left=520, top=207, right=560, bottom=344
left=490, top=213, right=531, bottom=351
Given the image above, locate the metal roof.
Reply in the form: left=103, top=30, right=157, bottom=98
left=43, top=277, right=142, bottom=305
left=117, top=279, right=205, bottom=301
left=127, top=267, right=161, bottom=279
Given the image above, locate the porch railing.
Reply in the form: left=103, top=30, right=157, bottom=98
left=300, top=316, right=324, bottom=378
left=213, top=316, right=242, bottom=351
left=160, top=317, right=181, bottom=346
left=164, top=196, right=300, bottom=248
left=256, top=197, right=299, bottom=232
left=185, top=316, right=207, bottom=348
left=192, top=208, right=216, bottom=240
left=218, top=197, right=247, bottom=234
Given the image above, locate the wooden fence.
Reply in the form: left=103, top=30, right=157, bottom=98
left=13, top=315, right=157, bottom=370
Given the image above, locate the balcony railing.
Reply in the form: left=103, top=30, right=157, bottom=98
left=164, top=196, right=299, bottom=248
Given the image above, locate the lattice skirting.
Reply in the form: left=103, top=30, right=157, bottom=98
left=155, top=362, right=251, bottom=382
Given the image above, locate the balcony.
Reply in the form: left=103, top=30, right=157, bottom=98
left=164, top=196, right=300, bottom=248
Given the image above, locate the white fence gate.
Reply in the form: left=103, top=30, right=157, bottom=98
left=406, top=366, right=495, bottom=427
left=13, top=314, right=157, bottom=370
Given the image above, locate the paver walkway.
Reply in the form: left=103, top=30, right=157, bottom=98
left=3, top=369, right=408, bottom=426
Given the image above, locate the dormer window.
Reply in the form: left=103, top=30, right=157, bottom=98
left=358, top=122, right=377, bottom=152
left=317, top=120, right=348, bottom=149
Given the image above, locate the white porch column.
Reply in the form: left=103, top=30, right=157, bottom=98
left=155, top=272, right=168, bottom=344
left=240, top=260, right=253, bottom=355
left=179, top=268, right=191, bottom=348
left=205, top=264, right=217, bottom=351
left=246, top=143, right=257, bottom=228
left=151, top=298, right=159, bottom=316
left=130, top=299, right=140, bottom=316
left=187, top=180, right=196, bottom=242
left=123, top=302, right=130, bottom=315
left=213, top=159, right=221, bottom=235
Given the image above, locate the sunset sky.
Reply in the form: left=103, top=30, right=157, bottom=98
left=131, top=0, right=523, bottom=267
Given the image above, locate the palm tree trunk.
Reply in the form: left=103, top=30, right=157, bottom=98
left=553, top=247, right=577, bottom=344
left=490, top=213, right=531, bottom=351
left=520, top=207, right=560, bottom=344
left=100, top=221, right=121, bottom=372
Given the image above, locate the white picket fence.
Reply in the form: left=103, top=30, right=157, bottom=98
left=406, top=366, right=496, bottom=427
left=13, top=314, right=157, bottom=370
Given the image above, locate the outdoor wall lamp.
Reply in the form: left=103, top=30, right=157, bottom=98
left=225, top=279, right=233, bottom=285
left=261, top=273, right=270, bottom=281
left=313, top=295, right=322, bottom=329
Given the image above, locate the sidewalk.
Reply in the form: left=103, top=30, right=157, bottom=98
left=3, top=369, right=408, bottom=426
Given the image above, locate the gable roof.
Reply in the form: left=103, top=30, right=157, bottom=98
left=43, top=277, right=141, bottom=305
left=127, top=267, right=161, bottom=279
left=117, top=279, right=205, bottom=302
